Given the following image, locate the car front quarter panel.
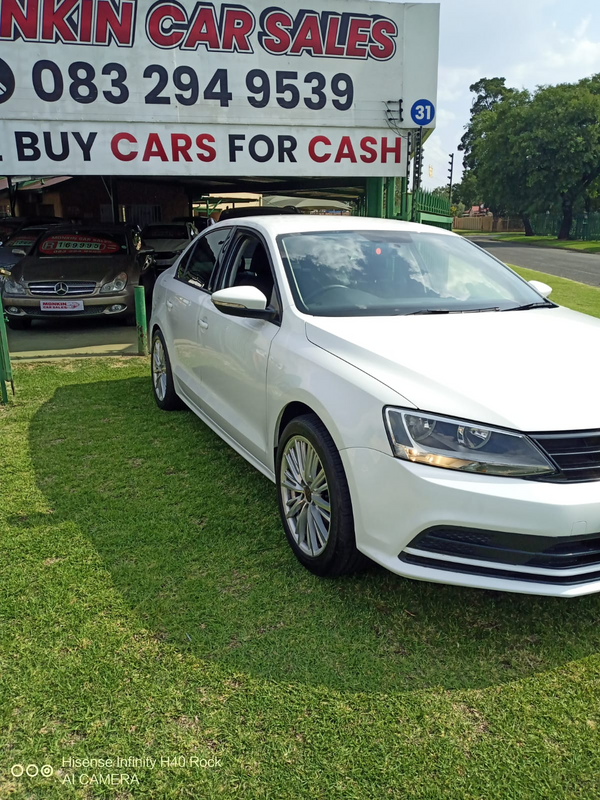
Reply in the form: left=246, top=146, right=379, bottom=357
left=267, top=317, right=416, bottom=471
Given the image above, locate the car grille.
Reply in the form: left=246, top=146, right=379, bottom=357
left=23, top=305, right=110, bottom=316
left=401, top=526, right=600, bottom=585
left=530, top=430, right=600, bottom=482
left=28, top=281, right=96, bottom=296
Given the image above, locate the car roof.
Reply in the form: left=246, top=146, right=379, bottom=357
left=212, top=215, right=456, bottom=237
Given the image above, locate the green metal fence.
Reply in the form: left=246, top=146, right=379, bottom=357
left=411, top=189, right=453, bottom=230
left=530, top=213, right=600, bottom=240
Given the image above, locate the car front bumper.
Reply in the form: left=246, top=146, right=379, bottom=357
left=342, top=447, right=600, bottom=597
left=2, top=291, right=134, bottom=318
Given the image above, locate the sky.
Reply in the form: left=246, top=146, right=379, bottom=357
left=413, top=0, right=600, bottom=190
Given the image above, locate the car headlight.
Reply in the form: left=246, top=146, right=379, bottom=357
left=383, top=408, right=556, bottom=477
left=100, top=272, right=128, bottom=293
left=3, top=278, right=26, bottom=296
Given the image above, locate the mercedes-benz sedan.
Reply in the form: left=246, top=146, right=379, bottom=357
left=149, top=216, right=600, bottom=597
left=3, top=224, right=154, bottom=329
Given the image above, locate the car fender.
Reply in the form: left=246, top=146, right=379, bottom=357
left=267, top=323, right=417, bottom=466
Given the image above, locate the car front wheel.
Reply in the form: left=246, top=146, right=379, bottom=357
left=276, top=414, right=366, bottom=577
left=151, top=329, right=183, bottom=411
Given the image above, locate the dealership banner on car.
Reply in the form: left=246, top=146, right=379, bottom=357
left=0, top=0, right=439, bottom=176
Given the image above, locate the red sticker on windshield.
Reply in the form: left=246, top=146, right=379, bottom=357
left=40, top=234, right=121, bottom=255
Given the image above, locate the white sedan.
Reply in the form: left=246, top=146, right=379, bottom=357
left=149, top=216, right=600, bottom=597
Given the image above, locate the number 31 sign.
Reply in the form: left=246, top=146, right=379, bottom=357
left=410, top=99, right=435, bottom=126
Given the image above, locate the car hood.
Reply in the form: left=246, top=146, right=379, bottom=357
left=11, top=254, right=133, bottom=283
left=145, top=239, right=188, bottom=253
left=305, top=306, right=600, bottom=432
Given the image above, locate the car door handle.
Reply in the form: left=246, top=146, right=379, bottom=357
left=198, top=319, right=209, bottom=330
left=166, top=300, right=174, bottom=309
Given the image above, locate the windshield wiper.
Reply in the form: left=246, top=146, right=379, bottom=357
left=501, top=301, right=554, bottom=311
left=404, top=306, right=500, bottom=316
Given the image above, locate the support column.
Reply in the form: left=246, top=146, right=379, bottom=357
left=385, top=177, right=396, bottom=219
left=7, top=177, right=16, bottom=216
left=397, top=177, right=408, bottom=221
left=365, top=177, right=384, bottom=218
left=110, top=177, right=120, bottom=223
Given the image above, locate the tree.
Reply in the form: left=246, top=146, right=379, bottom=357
left=469, top=89, right=538, bottom=234
left=451, top=171, right=482, bottom=209
left=458, top=78, right=517, bottom=170
left=430, top=185, right=451, bottom=200
left=457, top=78, right=518, bottom=226
left=521, top=75, right=600, bottom=238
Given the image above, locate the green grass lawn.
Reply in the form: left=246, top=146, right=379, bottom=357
left=2, top=277, right=600, bottom=797
left=454, top=231, right=600, bottom=254
left=511, top=265, right=600, bottom=318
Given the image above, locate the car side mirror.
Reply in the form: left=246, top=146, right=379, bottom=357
left=12, top=249, right=26, bottom=256
left=528, top=279, right=552, bottom=298
left=211, top=286, right=277, bottom=321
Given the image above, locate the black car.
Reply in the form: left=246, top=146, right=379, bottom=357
left=0, top=216, right=64, bottom=245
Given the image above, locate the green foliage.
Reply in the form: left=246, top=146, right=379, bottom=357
left=462, top=73, right=600, bottom=238
left=458, top=77, right=517, bottom=170
left=430, top=185, right=451, bottom=200
left=452, top=171, right=483, bottom=208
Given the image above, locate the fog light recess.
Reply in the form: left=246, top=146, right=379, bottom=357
left=107, top=304, right=127, bottom=313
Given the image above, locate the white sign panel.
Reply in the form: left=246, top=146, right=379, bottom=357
left=0, top=0, right=439, bottom=176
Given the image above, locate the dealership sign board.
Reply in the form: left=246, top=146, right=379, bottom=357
left=0, top=0, right=439, bottom=176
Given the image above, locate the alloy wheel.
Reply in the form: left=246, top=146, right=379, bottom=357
left=152, top=337, right=167, bottom=402
left=280, top=435, right=332, bottom=557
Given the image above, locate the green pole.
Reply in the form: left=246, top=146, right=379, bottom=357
left=365, top=178, right=384, bottom=218
left=385, top=177, right=396, bottom=219
left=0, top=309, right=12, bottom=404
left=134, top=285, right=148, bottom=356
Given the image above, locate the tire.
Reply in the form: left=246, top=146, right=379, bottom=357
left=7, top=317, right=31, bottom=330
left=276, top=414, right=366, bottom=577
left=151, top=329, right=183, bottom=411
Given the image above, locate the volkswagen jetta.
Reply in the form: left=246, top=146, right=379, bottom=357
left=149, top=216, right=600, bottom=597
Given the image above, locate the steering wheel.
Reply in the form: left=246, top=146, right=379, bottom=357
left=303, top=284, right=350, bottom=304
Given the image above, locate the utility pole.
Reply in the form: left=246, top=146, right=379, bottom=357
left=448, top=153, right=455, bottom=203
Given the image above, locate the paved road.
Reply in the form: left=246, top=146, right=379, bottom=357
left=470, top=236, right=600, bottom=287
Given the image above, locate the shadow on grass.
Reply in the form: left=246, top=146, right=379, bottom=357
left=29, top=376, right=600, bottom=693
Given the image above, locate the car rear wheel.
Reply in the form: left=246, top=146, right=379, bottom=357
left=151, top=329, right=183, bottom=411
left=7, top=317, right=31, bottom=330
left=276, top=414, right=366, bottom=577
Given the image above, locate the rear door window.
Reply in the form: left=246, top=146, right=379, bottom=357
left=177, top=228, right=232, bottom=291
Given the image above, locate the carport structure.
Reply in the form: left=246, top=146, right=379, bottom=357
left=0, top=172, right=413, bottom=226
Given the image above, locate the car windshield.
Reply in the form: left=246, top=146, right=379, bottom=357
left=142, top=225, right=189, bottom=240
left=5, top=229, right=44, bottom=252
left=277, top=230, right=549, bottom=316
left=37, top=231, right=128, bottom=257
